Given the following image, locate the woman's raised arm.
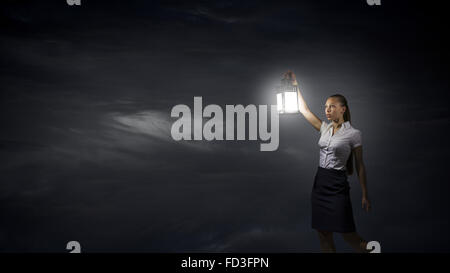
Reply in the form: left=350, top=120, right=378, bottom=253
left=286, top=71, right=323, bottom=131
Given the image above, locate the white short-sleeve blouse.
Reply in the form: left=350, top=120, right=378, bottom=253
left=318, top=120, right=362, bottom=171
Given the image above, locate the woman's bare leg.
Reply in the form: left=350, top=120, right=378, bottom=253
left=341, top=232, right=368, bottom=253
left=317, top=230, right=336, bottom=253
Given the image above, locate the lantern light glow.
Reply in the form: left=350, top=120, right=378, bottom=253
left=276, top=77, right=299, bottom=114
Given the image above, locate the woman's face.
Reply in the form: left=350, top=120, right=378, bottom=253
left=324, top=98, right=346, bottom=121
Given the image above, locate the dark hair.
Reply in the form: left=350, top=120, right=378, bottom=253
left=328, top=94, right=354, bottom=176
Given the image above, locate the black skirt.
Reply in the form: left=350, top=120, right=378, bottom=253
left=311, top=166, right=356, bottom=233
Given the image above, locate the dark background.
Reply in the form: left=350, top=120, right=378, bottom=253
left=1, top=0, right=449, bottom=252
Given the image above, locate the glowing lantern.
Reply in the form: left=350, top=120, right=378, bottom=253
left=276, top=76, right=299, bottom=114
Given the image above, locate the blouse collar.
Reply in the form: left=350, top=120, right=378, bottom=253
left=342, top=121, right=351, bottom=130
left=329, top=121, right=351, bottom=135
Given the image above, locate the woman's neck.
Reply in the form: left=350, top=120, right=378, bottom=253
left=331, top=118, right=345, bottom=130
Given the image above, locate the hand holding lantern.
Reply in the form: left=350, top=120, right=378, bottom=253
left=284, top=70, right=298, bottom=86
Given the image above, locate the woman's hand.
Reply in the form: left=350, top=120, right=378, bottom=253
left=283, top=70, right=298, bottom=86
left=362, top=195, right=371, bottom=212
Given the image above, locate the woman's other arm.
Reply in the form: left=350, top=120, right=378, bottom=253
left=353, top=146, right=371, bottom=212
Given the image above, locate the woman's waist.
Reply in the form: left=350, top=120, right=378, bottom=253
left=317, top=166, right=347, bottom=176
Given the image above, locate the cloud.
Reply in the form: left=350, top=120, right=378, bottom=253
left=110, top=110, right=172, bottom=141
left=106, top=110, right=221, bottom=152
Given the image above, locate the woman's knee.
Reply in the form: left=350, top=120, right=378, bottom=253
left=317, top=230, right=333, bottom=239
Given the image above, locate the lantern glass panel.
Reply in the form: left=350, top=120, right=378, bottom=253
left=276, top=93, right=283, bottom=113
left=284, top=91, right=298, bottom=113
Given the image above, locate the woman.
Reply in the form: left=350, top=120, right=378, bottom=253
left=286, top=71, right=371, bottom=253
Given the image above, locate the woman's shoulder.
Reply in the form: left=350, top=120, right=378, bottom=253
left=346, top=121, right=359, bottom=131
left=350, top=126, right=361, bottom=134
left=346, top=122, right=362, bottom=137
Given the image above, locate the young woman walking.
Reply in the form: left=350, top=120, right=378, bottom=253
left=285, top=71, right=371, bottom=253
